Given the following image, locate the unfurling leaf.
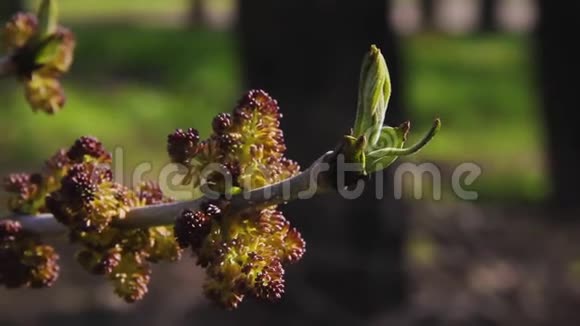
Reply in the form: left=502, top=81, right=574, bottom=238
left=366, top=119, right=442, bottom=173
left=366, top=123, right=409, bottom=172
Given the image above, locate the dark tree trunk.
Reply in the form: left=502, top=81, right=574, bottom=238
left=480, top=0, right=495, bottom=32
left=188, top=0, right=207, bottom=27
left=421, top=0, right=436, bottom=30
left=237, top=0, right=408, bottom=322
left=0, top=0, right=23, bottom=22
left=536, top=3, right=580, bottom=209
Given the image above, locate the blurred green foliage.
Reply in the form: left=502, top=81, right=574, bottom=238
left=0, top=26, right=240, bottom=179
left=0, top=16, right=546, bottom=202
left=405, top=34, right=546, bottom=201
left=26, top=0, right=233, bottom=19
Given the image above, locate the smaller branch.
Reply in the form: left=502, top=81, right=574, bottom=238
left=0, top=55, right=14, bottom=77
left=229, top=151, right=335, bottom=210
left=11, top=152, right=336, bottom=236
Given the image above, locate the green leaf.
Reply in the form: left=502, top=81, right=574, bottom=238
left=34, top=36, right=60, bottom=65
left=366, top=119, right=441, bottom=173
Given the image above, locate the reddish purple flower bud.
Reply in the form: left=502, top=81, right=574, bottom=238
left=284, top=227, right=306, bottom=263
left=3, top=173, right=44, bottom=213
left=174, top=209, right=211, bottom=250
left=67, top=136, right=111, bottom=163
left=3, top=173, right=32, bottom=195
left=136, top=181, right=172, bottom=205
left=167, top=128, right=200, bottom=165
left=234, top=89, right=281, bottom=125
left=253, top=260, right=285, bottom=301
left=27, top=245, right=60, bottom=288
left=44, top=149, right=69, bottom=172
left=109, top=252, right=151, bottom=303
left=201, top=203, right=222, bottom=219
left=47, top=160, right=126, bottom=232
left=59, top=164, right=99, bottom=203
left=258, top=209, right=288, bottom=234
left=0, top=220, right=22, bottom=241
left=77, top=247, right=121, bottom=275
left=223, top=161, right=241, bottom=184
left=216, top=133, right=241, bottom=153
left=212, top=113, right=233, bottom=134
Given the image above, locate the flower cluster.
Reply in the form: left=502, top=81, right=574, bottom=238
left=169, top=90, right=305, bottom=308
left=168, top=89, right=299, bottom=191
left=175, top=204, right=305, bottom=309
left=1, top=0, right=75, bottom=113
left=3, top=136, right=109, bottom=215
left=3, top=136, right=181, bottom=302
left=66, top=179, right=180, bottom=302
left=0, top=220, right=59, bottom=288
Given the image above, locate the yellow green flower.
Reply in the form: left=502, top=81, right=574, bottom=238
left=1, top=0, right=75, bottom=113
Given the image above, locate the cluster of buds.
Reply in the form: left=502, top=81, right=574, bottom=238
left=68, top=179, right=180, bottom=302
left=175, top=204, right=305, bottom=309
left=3, top=136, right=110, bottom=215
left=1, top=0, right=75, bottom=113
left=46, top=157, right=131, bottom=233
left=168, top=89, right=299, bottom=191
left=169, top=90, right=305, bottom=308
left=2, top=136, right=181, bottom=302
left=0, top=220, right=59, bottom=288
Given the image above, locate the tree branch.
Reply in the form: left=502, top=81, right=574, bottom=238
left=0, top=55, right=14, bottom=77
left=9, top=151, right=337, bottom=236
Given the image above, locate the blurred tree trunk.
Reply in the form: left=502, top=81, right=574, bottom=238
left=536, top=3, right=580, bottom=208
left=479, top=0, right=495, bottom=32
left=238, top=0, right=407, bottom=321
left=420, top=0, right=436, bottom=30
left=0, top=0, right=22, bottom=21
left=188, top=0, right=208, bottom=27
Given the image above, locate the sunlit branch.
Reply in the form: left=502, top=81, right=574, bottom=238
left=11, top=151, right=336, bottom=235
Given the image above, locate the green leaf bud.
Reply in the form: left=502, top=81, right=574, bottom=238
left=353, top=45, right=392, bottom=145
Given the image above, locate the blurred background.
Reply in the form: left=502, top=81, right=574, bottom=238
left=1, top=0, right=579, bottom=325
